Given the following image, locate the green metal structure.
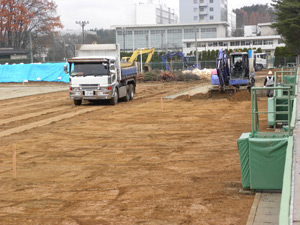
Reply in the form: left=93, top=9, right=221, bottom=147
left=238, top=64, right=298, bottom=190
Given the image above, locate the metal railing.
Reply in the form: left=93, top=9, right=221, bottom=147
left=251, top=86, right=293, bottom=138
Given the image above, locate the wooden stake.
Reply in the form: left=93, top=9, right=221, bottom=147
left=161, top=97, right=164, bottom=112
left=12, top=144, right=16, bottom=178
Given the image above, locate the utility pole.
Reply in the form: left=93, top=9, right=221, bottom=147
left=194, top=26, right=199, bottom=69
left=122, top=27, right=126, bottom=52
left=29, top=31, right=33, bottom=63
left=76, top=21, right=89, bottom=44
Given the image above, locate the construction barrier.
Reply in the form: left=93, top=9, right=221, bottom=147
left=0, top=63, right=68, bottom=83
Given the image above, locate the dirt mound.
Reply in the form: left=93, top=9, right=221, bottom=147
left=176, top=91, right=234, bottom=101
left=176, top=90, right=251, bottom=102
left=229, top=91, right=251, bottom=102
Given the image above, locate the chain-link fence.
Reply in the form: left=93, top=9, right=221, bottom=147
left=0, top=56, right=297, bottom=71
left=146, top=57, right=298, bottom=71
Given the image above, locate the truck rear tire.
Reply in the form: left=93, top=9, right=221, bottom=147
left=110, top=90, right=118, bottom=105
left=129, top=84, right=134, bottom=100
left=123, top=86, right=130, bottom=102
left=74, top=100, right=82, bottom=106
left=256, top=64, right=263, bottom=71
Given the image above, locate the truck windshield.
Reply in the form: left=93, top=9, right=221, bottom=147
left=72, top=63, right=109, bottom=76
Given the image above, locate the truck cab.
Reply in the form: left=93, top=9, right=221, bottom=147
left=254, top=53, right=267, bottom=71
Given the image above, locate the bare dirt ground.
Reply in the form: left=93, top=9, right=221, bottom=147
left=0, top=77, right=270, bottom=224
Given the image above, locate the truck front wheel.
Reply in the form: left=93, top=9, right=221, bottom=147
left=110, top=90, right=118, bottom=105
left=129, top=84, right=134, bottom=100
left=74, top=100, right=82, bottom=106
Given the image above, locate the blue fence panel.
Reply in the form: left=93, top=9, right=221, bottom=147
left=0, top=63, right=68, bottom=83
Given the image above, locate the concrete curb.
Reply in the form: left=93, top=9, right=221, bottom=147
left=246, top=193, right=262, bottom=225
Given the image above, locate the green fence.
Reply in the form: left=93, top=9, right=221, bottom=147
left=279, top=66, right=299, bottom=225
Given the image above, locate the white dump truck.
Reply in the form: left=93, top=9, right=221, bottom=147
left=65, top=44, right=137, bottom=106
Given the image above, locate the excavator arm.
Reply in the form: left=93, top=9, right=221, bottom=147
left=216, top=49, right=230, bottom=91
left=161, top=51, right=186, bottom=71
left=121, top=48, right=155, bottom=70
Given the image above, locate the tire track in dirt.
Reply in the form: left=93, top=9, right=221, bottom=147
left=0, top=98, right=62, bottom=112
left=0, top=107, right=99, bottom=138
left=0, top=106, right=70, bottom=126
left=0, top=81, right=207, bottom=138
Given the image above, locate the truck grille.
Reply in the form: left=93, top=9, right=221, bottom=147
left=80, top=84, right=98, bottom=90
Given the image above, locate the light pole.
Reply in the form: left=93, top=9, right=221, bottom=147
left=76, top=21, right=89, bottom=44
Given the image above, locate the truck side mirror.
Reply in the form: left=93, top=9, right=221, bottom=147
left=64, top=65, right=68, bottom=74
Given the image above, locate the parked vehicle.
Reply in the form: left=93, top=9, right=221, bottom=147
left=254, top=53, right=268, bottom=71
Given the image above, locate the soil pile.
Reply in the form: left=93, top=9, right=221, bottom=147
left=229, top=91, right=251, bottom=102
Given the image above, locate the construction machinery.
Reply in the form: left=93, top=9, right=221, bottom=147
left=66, top=44, right=137, bottom=106
left=161, top=51, right=198, bottom=71
left=121, top=48, right=155, bottom=72
left=211, top=49, right=255, bottom=92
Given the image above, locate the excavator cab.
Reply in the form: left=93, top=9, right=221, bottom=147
left=230, top=52, right=249, bottom=80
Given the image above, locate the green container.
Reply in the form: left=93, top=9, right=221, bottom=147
left=249, top=137, right=288, bottom=190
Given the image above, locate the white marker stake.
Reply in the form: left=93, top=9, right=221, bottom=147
left=12, top=144, right=16, bottom=178
left=188, top=88, right=190, bottom=99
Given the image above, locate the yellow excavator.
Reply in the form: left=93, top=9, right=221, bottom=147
left=121, top=48, right=155, bottom=72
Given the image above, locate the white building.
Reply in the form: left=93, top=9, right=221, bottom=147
left=183, top=35, right=285, bottom=56
left=180, top=0, right=228, bottom=23
left=244, top=23, right=278, bottom=37
left=227, top=10, right=236, bottom=37
left=136, top=0, right=178, bottom=25
left=113, top=22, right=228, bottom=52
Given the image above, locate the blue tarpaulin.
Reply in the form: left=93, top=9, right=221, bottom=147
left=0, top=63, right=68, bottom=83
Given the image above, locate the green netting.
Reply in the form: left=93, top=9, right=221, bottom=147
left=237, top=133, right=251, bottom=188
left=249, top=137, right=288, bottom=190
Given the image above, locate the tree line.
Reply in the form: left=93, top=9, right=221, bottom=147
left=0, top=0, right=62, bottom=50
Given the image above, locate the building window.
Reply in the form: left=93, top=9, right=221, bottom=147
left=253, top=40, right=262, bottom=45
left=210, top=16, right=214, bottom=20
left=210, top=0, right=213, bottom=3
left=200, top=0, right=204, bottom=3
left=194, top=16, right=198, bottom=20
left=263, top=40, right=273, bottom=45
left=200, top=15, right=205, bottom=20
left=230, top=41, right=240, bottom=46
left=187, top=43, right=191, bottom=48
left=200, top=7, right=204, bottom=12
left=194, top=7, right=198, bottom=12
left=201, top=28, right=217, bottom=38
left=210, top=7, right=213, bottom=11
left=194, top=0, right=197, bottom=3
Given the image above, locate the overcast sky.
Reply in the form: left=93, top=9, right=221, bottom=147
left=55, top=0, right=273, bottom=30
